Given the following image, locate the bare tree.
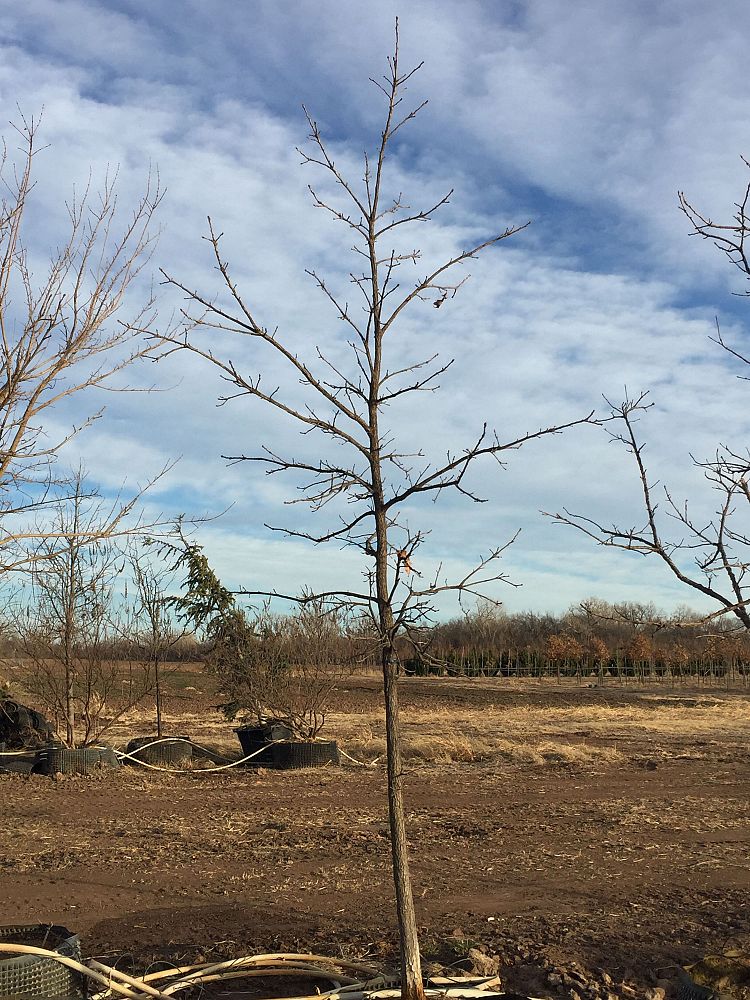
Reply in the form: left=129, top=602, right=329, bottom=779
left=155, top=28, right=591, bottom=1000
left=129, top=542, right=189, bottom=737
left=18, top=470, right=154, bottom=746
left=550, top=158, right=750, bottom=635
left=549, top=390, right=750, bottom=632
left=0, top=113, right=163, bottom=569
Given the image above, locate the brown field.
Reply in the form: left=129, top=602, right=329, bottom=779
left=1, top=670, right=749, bottom=998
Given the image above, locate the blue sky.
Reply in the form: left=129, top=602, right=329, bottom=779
left=2, top=0, right=750, bottom=616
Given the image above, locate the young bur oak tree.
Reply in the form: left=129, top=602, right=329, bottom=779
left=156, top=31, right=592, bottom=1000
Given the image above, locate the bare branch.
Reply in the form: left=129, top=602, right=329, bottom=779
left=679, top=160, right=750, bottom=291
left=547, top=392, right=750, bottom=631
left=386, top=411, right=596, bottom=509
left=381, top=225, right=530, bottom=333
left=0, top=115, right=166, bottom=566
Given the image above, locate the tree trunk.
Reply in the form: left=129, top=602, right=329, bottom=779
left=371, top=396, right=424, bottom=999
left=64, top=535, right=77, bottom=748
left=382, top=638, right=424, bottom=1000
left=155, top=654, right=163, bottom=737
left=64, top=668, right=74, bottom=748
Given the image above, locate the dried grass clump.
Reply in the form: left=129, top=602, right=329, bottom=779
left=339, top=725, right=624, bottom=768
left=406, top=734, right=488, bottom=764
left=536, top=741, right=624, bottom=766
left=409, top=735, right=624, bottom=768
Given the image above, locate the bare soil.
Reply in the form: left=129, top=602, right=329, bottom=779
left=1, top=675, right=749, bottom=999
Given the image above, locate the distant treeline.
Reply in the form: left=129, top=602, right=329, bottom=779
left=0, top=633, right=203, bottom=664
left=401, top=600, right=750, bottom=683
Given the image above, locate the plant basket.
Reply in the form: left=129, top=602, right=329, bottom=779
left=125, top=736, right=193, bottom=767
left=0, top=923, right=84, bottom=999
left=235, top=721, right=293, bottom=764
left=677, top=973, right=721, bottom=1000
left=0, top=750, right=39, bottom=775
left=32, top=745, right=120, bottom=776
left=272, top=740, right=339, bottom=769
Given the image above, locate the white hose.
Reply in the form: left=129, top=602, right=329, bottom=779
left=337, top=747, right=381, bottom=767
left=114, top=737, right=380, bottom=773
left=0, top=943, right=546, bottom=1000
left=114, top=739, right=284, bottom=772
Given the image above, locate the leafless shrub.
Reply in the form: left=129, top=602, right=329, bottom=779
left=14, top=472, right=154, bottom=746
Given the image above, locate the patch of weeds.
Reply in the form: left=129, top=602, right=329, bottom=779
left=440, top=935, right=483, bottom=961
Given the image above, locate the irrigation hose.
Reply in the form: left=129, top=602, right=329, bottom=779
left=116, top=736, right=236, bottom=762
left=148, top=951, right=380, bottom=982
left=161, top=968, right=351, bottom=996
left=115, top=737, right=378, bottom=771
left=88, top=959, right=169, bottom=999
left=0, top=943, right=548, bottom=1000
left=93, top=959, right=354, bottom=999
left=116, top=739, right=379, bottom=771
left=338, top=746, right=379, bottom=766
left=114, top=742, right=278, bottom=771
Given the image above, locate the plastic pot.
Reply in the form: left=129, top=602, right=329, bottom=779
left=272, top=740, right=339, bottom=770
left=235, top=721, right=293, bottom=764
left=32, top=745, right=120, bottom=776
left=0, top=924, right=84, bottom=999
left=125, top=736, right=193, bottom=767
left=0, top=750, right=38, bottom=775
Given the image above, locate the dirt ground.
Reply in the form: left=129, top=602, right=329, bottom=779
left=1, top=675, right=749, bottom=999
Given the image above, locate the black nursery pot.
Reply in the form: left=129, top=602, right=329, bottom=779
left=125, top=736, right=193, bottom=767
left=0, top=924, right=84, bottom=999
left=235, top=722, right=339, bottom=769
left=235, top=720, right=293, bottom=764
left=0, top=750, right=39, bottom=775
left=32, top=745, right=120, bottom=776
left=272, top=740, right=339, bottom=770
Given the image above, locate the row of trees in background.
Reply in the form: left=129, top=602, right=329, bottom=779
left=6, top=575, right=748, bottom=754
left=407, top=601, right=750, bottom=682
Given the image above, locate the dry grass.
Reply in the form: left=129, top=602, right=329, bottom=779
left=341, top=730, right=624, bottom=767
left=488, top=697, right=750, bottom=733
left=323, top=689, right=750, bottom=767
left=97, top=704, right=629, bottom=769
left=91, top=682, right=750, bottom=770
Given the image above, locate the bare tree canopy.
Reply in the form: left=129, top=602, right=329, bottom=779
left=0, top=113, right=164, bottom=567
left=155, top=25, right=593, bottom=1000
left=550, top=158, right=750, bottom=633
left=14, top=469, right=155, bottom=747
